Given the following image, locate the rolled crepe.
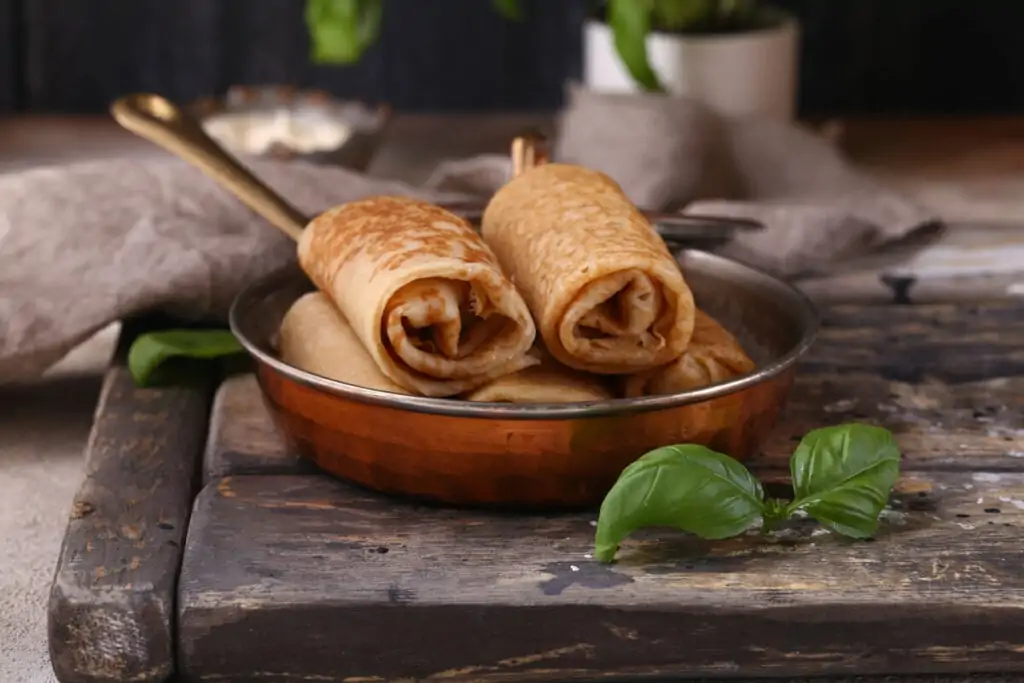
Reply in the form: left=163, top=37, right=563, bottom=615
left=297, top=196, right=538, bottom=397
left=481, top=163, right=695, bottom=375
left=623, top=310, right=756, bottom=397
left=278, top=292, right=410, bottom=394
left=465, top=351, right=614, bottom=404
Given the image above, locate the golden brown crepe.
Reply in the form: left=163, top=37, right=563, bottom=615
left=465, top=350, right=614, bottom=404
left=623, top=310, right=756, bottom=397
left=297, top=196, right=538, bottom=397
left=278, top=292, right=410, bottom=394
left=481, top=163, right=695, bottom=375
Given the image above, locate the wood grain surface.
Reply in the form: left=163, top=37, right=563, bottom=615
left=47, top=322, right=215, bottom=683
left=204, top=300, right=1024, bottom=481
left=178, top=471, right=1024, bottom=681
left=203, top=374, right=308, bottom=483
left=183, top=298, right=1024, bottom=680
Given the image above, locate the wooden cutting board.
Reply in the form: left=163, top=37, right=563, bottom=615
left=47, top=300, right=1024, bottom=683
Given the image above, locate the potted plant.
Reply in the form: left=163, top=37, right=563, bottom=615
left=585, top=0, right=799, bottom=120
left=305, top=0, right=798, bottom=120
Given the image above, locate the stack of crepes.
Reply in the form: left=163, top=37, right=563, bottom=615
left=278, top=164, right=755, bottom=404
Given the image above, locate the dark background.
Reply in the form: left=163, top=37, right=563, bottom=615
left=1, top=0, right=1023, bottom=116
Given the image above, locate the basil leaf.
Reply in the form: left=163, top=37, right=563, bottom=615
left=128, top=330, right=244, bottom=388
left=788, top=424, right=902, bottom=539
left=594, top=445, right=765, bottom=562
left=491, top=0, right=523, bottom=21
left=607, top=0, right=665, bottom=92
left=306, top=0, right=381, bottom=65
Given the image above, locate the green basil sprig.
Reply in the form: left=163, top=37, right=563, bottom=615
left=594, top=424, right=901, bottom=563
left=305, top=0, right=384, bottom=65
left=127, top=330, right=244, bottom=387
left=788, top=425, right=902, bottom=538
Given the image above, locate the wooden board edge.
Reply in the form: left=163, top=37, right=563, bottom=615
left=179, top=596, right=1024, bottom=681
left=201, top=376, right=312, bottom=485
left=47, top=319, right=215, bottom=683
left=202, top=377, right=235, bottom=485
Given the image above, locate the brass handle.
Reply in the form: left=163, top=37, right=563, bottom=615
left=110, top=93, right=308, bottom=242
left=510, top=133, right=548, bottom=178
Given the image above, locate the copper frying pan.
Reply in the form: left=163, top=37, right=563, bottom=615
left=110, top=93, right=817, bottom=509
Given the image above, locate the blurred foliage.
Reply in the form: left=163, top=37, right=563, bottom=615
left=305, top=0, right=770, bottom=91
left=305, top=0, right=520, bottom=64
left=609, top=0, right=767, bottom=91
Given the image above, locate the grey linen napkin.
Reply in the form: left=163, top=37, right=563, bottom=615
left=427, top=85, right=940, bottom=277
left=0, top=157, right=450, bottom=384
left=0, top=87, right=937, bottom=384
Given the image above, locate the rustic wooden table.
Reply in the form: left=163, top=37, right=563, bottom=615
left=48, top=295, right=1024, bottom=683
left=32, top=114, right=1024, bottom=683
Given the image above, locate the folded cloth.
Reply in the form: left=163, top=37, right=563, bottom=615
left=427, top=84, right=941, bottom=279
left=0, top=156, right=448, bottom=384
left=0, top=86, right=939, bottom=384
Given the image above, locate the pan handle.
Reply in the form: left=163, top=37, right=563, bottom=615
left=111, top=93, right=309, bottom=242
left=510, top=131, right=549, bottom=177
left=442, top=200, right=763, bottom=248
left=651, top=212, right=763, bottom=244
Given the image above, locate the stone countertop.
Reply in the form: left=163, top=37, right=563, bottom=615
left=1, top=113, right=1022, bottom=683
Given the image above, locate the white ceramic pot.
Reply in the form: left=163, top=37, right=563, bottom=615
left=582, top=14, right=800, bottom=121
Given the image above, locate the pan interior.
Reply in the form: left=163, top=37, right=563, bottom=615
left=229, top=250, right=819, bottom=420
